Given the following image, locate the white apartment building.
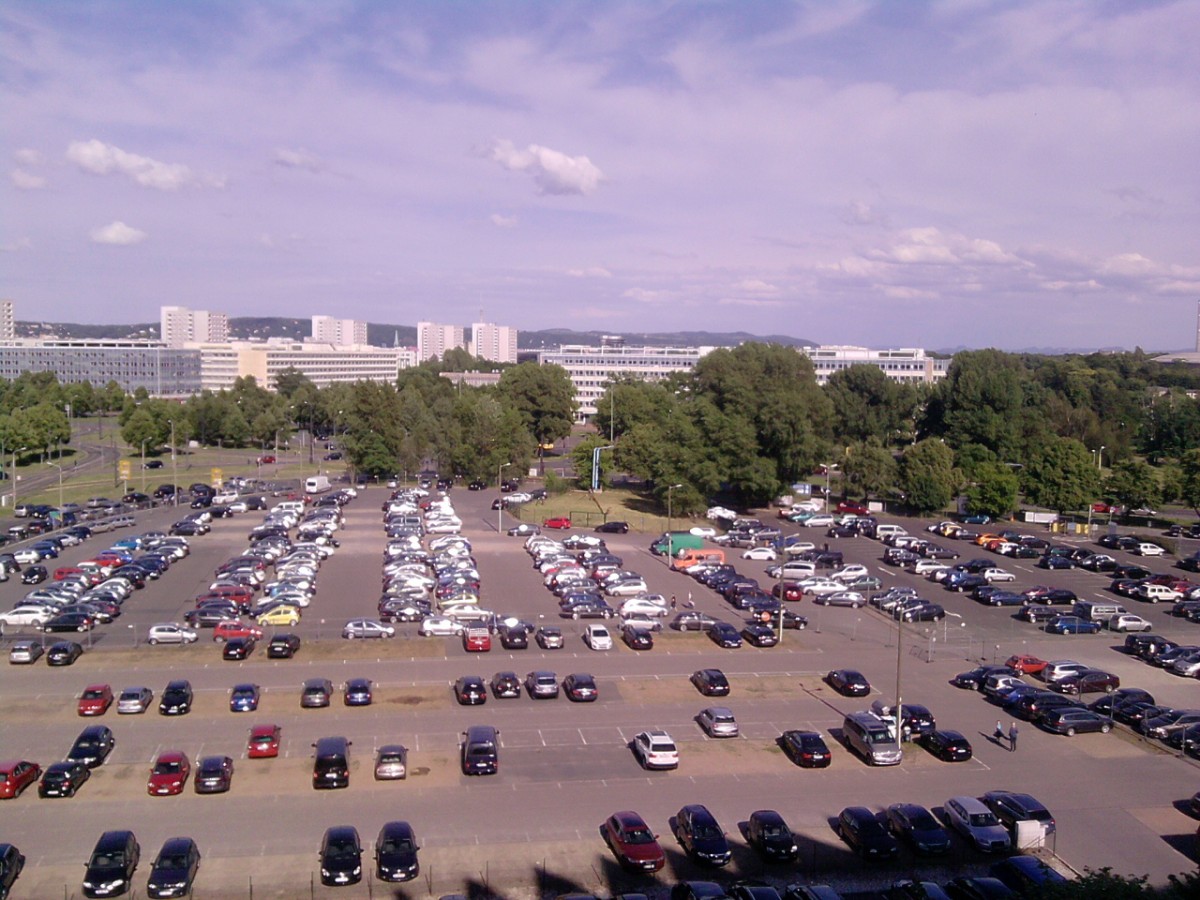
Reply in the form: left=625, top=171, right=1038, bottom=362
left=801, top=345, right=950, bottom=386
left=416, top=322, right=466, bottom=362
left=538, top=344, right=715, bottom=422
left=0, top=300, right=14, bottom=341
left=196, top=340, right=413, bottom=391
left=310, top=316, right=368, bottom=347
left=160, top=306, right=229, bottom=348
left=469, top=322, right=518, bottom=364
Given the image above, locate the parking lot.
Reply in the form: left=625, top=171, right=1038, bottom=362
left=1, top=488, right=1199, bottom=898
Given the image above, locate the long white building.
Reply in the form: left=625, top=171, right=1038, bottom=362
left=195, top=339, right=414, bottom=391
left=801, top=345, right=950, bottom=385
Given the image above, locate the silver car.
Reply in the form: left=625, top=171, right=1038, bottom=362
left=944, top=796, right=1010, bottom=852
left=697, top=706, right=739, bottom=738
left=117, top=686, right=154, bottom=714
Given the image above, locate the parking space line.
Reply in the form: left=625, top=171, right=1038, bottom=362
left=578, top=728, right=587, bottom=745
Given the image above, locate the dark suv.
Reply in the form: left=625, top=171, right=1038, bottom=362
left=673, top=804, right=732, bottom=866
left=82, top=830, right=140, bottom=898
left=158, top=680, right=193, bottom=716
left=981, top=791, right=1056, bottom=836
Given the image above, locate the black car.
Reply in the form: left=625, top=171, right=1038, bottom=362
left=885, top=803, right=951, bottom=854
left=691, top=668, right=730, bottom=696
left=454, top=675, right=488, bottom=705
left=673, top=804, right=732, bottom=866
left=779, top=730, right=832, bottom=768
left=837, top=806, right=899, bottom=859
left=0, top=843, right=24, bottom=900
left=742, top=623, right=779, bottom=647
left=222, top=637, right=256, bottom=660
left=672, top=611, right=720, bottom=632
left=943, top=877, right=1016, bottom=900
left=746, top=809, right=798, bottom=862
left=20, top=564, right=47, bottom=584
left=951, top=665, right=1018, bottom=690
left=919, top=729, right=973, bottom=761
left=595, top=521, right=630, bottom=533
left=563, top=672, right=599, bottom=702
left=708, top=622, right=743, bottom=648
left=267, top=633, right=301, bottom=658
left=67, top=725, right=115, bottom=768
left=826, top=668, right=871, bottom=697
left=38, top=760, right=91, bottom=798
left=622, top=625, right=655, bottom=650
left=193, top=755, right=234, bottom=794
left=375, top=820, right=420, bottom=883
left=980, top=791, right=1055, bottom=836
left=146, top=837, right=201, bottom=899
left=159, top=680, right=193, bottom=715
left=319, top=825, right=363, bottom=886
left=46, top=640, right=84, bottom=666
left=489, top=671, right=522, bottom=699
left=43, top=612, right=95, bottom=633
left=82, top=830, right=140, bottom=899
left=499, top=627, right=528, bottom=650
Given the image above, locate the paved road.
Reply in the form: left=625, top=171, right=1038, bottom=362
left=1, top=489, right=1198, bottom=898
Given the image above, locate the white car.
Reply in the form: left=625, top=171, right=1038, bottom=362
left=418, top=616, right=464, bottom=636
left=742, top=546, right=778, bottom=561
left=632, top=730, right=679, bottom=769
left=11, top=548, right=43, bottom=565
left=1108, top=614, right=1153, bottom=633
left=909, top=560, right=950, bottom=576
left=689, top=526, right=717, bottom=538
left=783, top=541, right=817, bottom=557
left=584, top=624, right=614, bottom=651
left=146, top=623, right=199, bottom=645
left=804, top=579, right=848, bottom=596
left=981, top=568, right=1016, bottom=583
left=211, top=490, right=239, bottom=505
left=442, top=606, right=495, bottom=624
left=425, top=520, right=462, bottom=534
left=706, top=506, right=737, bottom=521
left=619, top=597, right=671, bottom=618
left=831, top=565, right=870, bottom=582
left=605, top=579, right=650, bottom=597
left=0, top=607, right=51, bottom=628
left=1134, top=543, right=1165, bottom=557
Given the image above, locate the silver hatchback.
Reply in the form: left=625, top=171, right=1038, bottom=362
left=944, top=796, right=1010, bottom=852
left=697, top=706, right=739, bottom=738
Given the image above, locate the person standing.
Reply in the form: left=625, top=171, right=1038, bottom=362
left=1009, top=722, right=1018, bottom=752
left=994, top=720, right=1004, bottom=744
left=670, top=595, right=677, bottom=611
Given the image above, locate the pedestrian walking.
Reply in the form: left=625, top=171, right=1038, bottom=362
left=1009, top=723, right=1018, bottom=752
left=994, top=720, right=1004, bottom=743
left=670, top=595, right=677, bottom=611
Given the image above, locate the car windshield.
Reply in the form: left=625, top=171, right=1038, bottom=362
left=91, top=852, right=124, bottom=867
left=693, top=824, right=721, bottom=839
left=154, top=760, right=183, bottom=774
left=865, top=726, right=894, bottom=744
left=158, top=853, right=189, bottom=868
left=327, top=842, right=358, bottom=859
left=970, top=813, right=999, bottom=827
left=381, top=839, right=413, bottom=853
left=468, top=745, right=494, bottom=756
left=83, top=689, right=106, bottom=699
left=910, top=810, right=939, bottom=830
left=625, top=827, right=654, bottom=844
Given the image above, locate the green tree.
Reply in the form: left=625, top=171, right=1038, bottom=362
left=925, top=349, right=1028, bottom=458
left=273, top=367, right=314, bottom=400
left=496, top=363, right=576, bottom=446
left=898, top=439, right=957, bottom=514
left=825, top=365, right=919, bottom=447
left=1023, top=437, right=1098, bottom=513
left=1105, top=459, right=1161, bottom=513
left=965, top=462, right=1020, bottom=519
left=841, top=440, right=896, bottom=501
left=1180, top=449, right=1200, bottom=513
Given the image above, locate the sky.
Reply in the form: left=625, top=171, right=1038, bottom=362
left=2, top=1, right=1198, bottom=352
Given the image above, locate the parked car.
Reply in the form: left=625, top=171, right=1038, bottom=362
left=944, top=796, right=1010, bottom=852
left=374, top=820, right=421, bottom=883
left=193, top=755, right=235, bottom=794
left=46, top=641, right=83, bottom=666
left=632, top=730, right=678, bottom=770
left=78, top=684, right=114, bottom=716
left=319, top=825, right=363, bottom=886
left=745, top=809, right=798, bottom=862
left=779, top=730, right=831, bottom=767
left=0, top=760, right=42, bottom=799
left=673, top=804, right=732, bottom=866
left=697, top=706, right=739, bottom=738
left=885, top=803, right=951, bottom=855
left=373, top=745, right=409, bottom=781
left=918, top=729, right=973, bottom=762
left=146, top=751, right=191, bottom=796
left=37, top=760, right=89, bottom=798
left=146, top=836, right=201, bottom=898
left=826, top=668, right=871, bottom=697
left=602, top=809, right=666, bottom=872
left=247, top=724, right=282, bottom=758
left=82, top=830, right=140, bottom=899
left=837, top=806, right=900, bottom=859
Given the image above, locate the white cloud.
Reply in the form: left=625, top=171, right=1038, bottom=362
left=717, top=296, right=783, bottom=307
left=567, top=266, right=611, bottom=278
left=274, top=148, right=323, bottom=172
left=490, top=213, right=517, bottom=228
left=733, top=278, right=779, bottom=294
left=10, top=169, right=46, bottom=190
left=14, top=148, right=42, bottom=166
left=66, top=139, right=222, bottom=190
left=869, top=227, right=1022, bottom=266
left=488, top=139, right=604, bottom=196
left=623, top=287, right=669, bottom=303
left=0, top=237, right=33, bottom=253
left=90, top=221, right=147, bottom=245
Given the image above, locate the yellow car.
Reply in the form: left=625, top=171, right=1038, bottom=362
left=256, top=607, right=300, bottom=627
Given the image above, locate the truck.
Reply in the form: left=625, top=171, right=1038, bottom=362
left=649, top=532, right=704, bottom=556
left=304, top=475, right=331, bottom=495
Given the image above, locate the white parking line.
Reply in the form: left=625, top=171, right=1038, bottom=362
left=578, top=728, right=588, bottom=745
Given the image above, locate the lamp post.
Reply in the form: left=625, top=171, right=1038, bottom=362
left=11, top=447, right=27, bottom=511
left=498, top=462, right=512, bottom=533
left=894, top=612, right=905, bottom=748
left=140, top=440, right=149, bottom=492
left=48, top=461, right=63, bottom=509
left=169, top=421, right=178, bottom=506
left=666, top=483, right=682, bottom=565
left=1098, top=445, right=1105, bottom=471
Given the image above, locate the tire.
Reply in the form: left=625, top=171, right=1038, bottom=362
left=1101, top=723, right=1112, bottom=733
left=1066, top=727, right=1076, bottom=736
left=148, top=638, right=158, bottom=645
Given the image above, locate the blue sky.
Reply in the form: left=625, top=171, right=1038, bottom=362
left=2, top=1, right=1198, bottom=350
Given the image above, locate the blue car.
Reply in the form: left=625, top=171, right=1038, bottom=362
left=229, top=683, right=261, bottom=712
left=1046, top=616, right=1101, bottom=635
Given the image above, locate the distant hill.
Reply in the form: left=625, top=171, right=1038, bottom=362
left=16, top=318, right=813, bottom=350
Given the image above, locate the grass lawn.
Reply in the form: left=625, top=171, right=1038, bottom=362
left=509, top=486, right=707, bottom=534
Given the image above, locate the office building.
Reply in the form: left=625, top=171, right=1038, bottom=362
left=538, top=344, right=715, bottom=422
left=469, top=322, right=518, bottom=364
left=311, top=316, right=368, bottom=347
left=801, top=346, right=950, bottom=386
left=0, top=300, right=14, bottom=341
left=416, top=322, right=466, bottom=362
left=0, top=339, right=201, bottom=398
left=160, top=306, right=229, bottom=347
left=196, top=339, right=413, bottom=392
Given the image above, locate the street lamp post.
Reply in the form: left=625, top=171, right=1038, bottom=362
left=894, top=612, right=905, bottom=748
left=1098, top=445, right=1106, bottom=471
left=498, top=462, right=512, bottom=533
left=11, top=447, right=27, bottom=511
left=666, top=483, right=683, bottom=565
left=169, top=421, right=178, bottom=506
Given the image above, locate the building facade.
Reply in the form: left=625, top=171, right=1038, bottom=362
left=0, top=339, right=201, bottom=397
left=469, top=322, right=518, bottom=364
left=310, top=316, right=368, bottom=347
left=800, top=346, right=950, bottom=386
left=0, top=300, right=14, bottom=341
left=195, top=340, right=412, bottom=392
left=416, top=322, right=466, bottom=362
left=160, top=306, right=229, bottom=348
left=538, top=344, right=715, bottom=422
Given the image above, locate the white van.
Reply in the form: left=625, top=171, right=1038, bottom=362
left=1136, top=583, right=1182, bottom=604
left=304, top=475, right=331, bottom=495
left=874, top=524, right=907, bottom=541
left=842, top=712, right=903, bottom=766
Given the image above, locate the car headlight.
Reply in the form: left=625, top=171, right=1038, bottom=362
left=353, top=866, right=361, bottom=875
left=321, top=868, right=330, bottom=877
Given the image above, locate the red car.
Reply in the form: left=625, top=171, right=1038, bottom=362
left=77, top=684, right=114, bottom=716
left=147, top=750, right=191, bottom=795
left=248, top=724, right=282, bottom=758
left=212, top=620, right=265, bottom=643
left=257, top=455, right=276, bottom=464
left=602, top=810, right=666, bottom=872
left=773, top=581, right=805, bottom=602
left=0, top=759, right=42, bottom=799
left=1004, top=654, right=1048, bottom=676
left=543, top=516, right=572, bottom=530
left=837, top=502, right=870, bottom=516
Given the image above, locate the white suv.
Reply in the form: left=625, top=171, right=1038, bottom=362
left=632, top=730, right=679, bottom=770
left=584, top=624, right=613, bottom=651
